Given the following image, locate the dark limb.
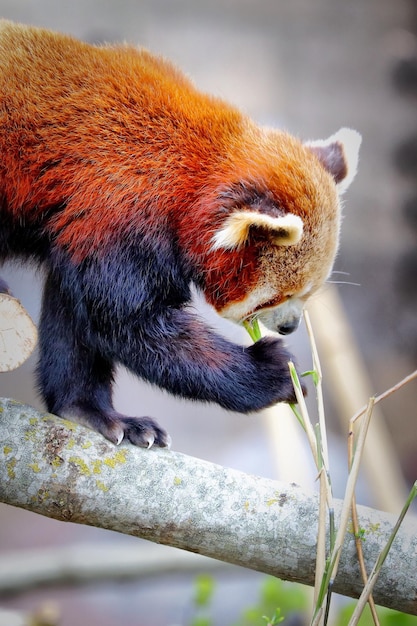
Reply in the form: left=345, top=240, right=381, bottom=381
left=37, top=270, right=169, bottom=447
left=38, top=245, right=298, bottom=448
left=101, top=306, right=298, bottom=413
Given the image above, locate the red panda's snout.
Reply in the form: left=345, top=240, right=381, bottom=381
left=218, top=286, right=312, bottom=336
left=257, top=298, right=304, bottom=335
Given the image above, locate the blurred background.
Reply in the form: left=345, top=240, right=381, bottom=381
left=0, top=0, right=416, bottom=624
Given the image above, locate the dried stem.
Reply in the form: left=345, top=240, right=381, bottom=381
left=348, top=418, right=380, bottom=626
left=348, top=482, right=417, bottom=625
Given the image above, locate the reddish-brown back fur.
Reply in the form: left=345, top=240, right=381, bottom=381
left=0, top=20, right=340, bottom=314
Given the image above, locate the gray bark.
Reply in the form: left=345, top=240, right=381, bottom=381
left=1, top=398, right=416, bottom=615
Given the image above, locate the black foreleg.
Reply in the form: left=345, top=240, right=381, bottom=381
left=37, top=270, right=169, bottom=447
left=37, top=245, right=297, bottom=448
left=101, top=307, right=297, bottom=414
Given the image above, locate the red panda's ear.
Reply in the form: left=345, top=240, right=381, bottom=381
left=306, top=127, right=362, bottom=195
left=211, top=211, right=303, bottom=251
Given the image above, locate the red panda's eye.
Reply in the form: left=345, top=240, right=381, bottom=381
left=253, top=295, right=284, bottom=312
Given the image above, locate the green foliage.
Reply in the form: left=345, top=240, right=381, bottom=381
left=261, top=608, right=285, bottom=625
left=236, top=577, right=307, bottom=625
left=193, top=574, right=215, bottom=608
left=336, top=602, right=417, bottom=625
left=301, top=369, right=320, bottom=387
left=189, top=575, right=307, bottom=626
left=354, top=527, right=367, bottom=541
left=188, top=574, right=417, bottom=626
left=242, top=318, right=262, bottom=342
left=189, top=574, right=216, bottom=626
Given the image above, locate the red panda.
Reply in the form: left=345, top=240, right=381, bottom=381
left=0, top=20, right=361, bottom=447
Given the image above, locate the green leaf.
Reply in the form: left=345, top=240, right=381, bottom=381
left=193, top=574, right=215, bottom=607
left=289, top=404, right=306, bottom=431
left=243, top=317, right=262, bottom=342
left=301, top=369, right=319, bottom=386
left=262, top=608, right=285, bottom=624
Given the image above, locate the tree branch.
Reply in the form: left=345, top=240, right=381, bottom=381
left=0, top=543, right=224, bottom=595
left=1, top=398, right=416, bottom=615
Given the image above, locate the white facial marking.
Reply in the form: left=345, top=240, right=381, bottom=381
left=219, top=283, right=277, bottom=322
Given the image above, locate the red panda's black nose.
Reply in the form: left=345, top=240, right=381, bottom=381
left=277, top=320, right=300, bottom=335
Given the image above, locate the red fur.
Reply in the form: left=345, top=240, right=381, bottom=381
left=0, top=20, right=344, bottom=313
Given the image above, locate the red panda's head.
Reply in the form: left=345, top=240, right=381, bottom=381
left=193, top=127, right=361, bottom=335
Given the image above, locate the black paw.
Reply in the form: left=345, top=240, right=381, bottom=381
left=246, top=336, right=306, bottom=407
left=119, top=415, right=171, bottom=448
left=61, top=405, right=171, bottom=448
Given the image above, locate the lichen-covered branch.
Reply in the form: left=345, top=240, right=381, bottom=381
left=1, top=398, right=416, bottom=615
